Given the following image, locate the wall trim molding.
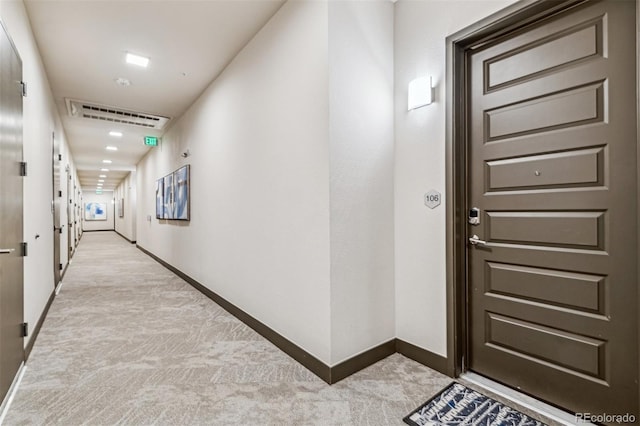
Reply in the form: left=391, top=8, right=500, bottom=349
left=115, top=230, right=136, bottom=244
left=331, top=339, right=396, bottom=383
left=136, top=244, right=449, bottom=383
left=25, top=289, right=56, bottom=360
left=395, top=338, right=448, bottom=376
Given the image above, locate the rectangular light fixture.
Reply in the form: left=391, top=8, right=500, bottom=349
left=98, top=179, right=104, bottom=183
left=109, top=131, right=123, bottom=137
left=408, top=76, right=433, bottom=110
left=126, top=52, right=149, bottom=68
left=102, top=160, right=112, bottom=164
left=99, top=174, right=107, bottom=178
left=101, top=168, right=110, bottom=172
left=106, top=146, right=118, bottom=151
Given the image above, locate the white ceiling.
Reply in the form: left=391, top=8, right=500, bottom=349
left=24, top=0, right=284, bottom=192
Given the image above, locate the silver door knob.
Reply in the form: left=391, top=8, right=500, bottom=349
left=0, top=248, right=15, bottom=254
left=469, top=235, right=488, bottom=246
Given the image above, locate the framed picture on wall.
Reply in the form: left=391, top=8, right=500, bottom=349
left=173, top=165, right=190, bottom=221
left=84, top=202, right=107, bottom=221
left=118, top=198, right=124, bottom=218
left=163, top=173, right=174, bottom=219
left=155, top=178, right=164, bottom=219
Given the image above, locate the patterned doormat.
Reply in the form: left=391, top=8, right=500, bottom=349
left=403, top=382, right=547, bottom=426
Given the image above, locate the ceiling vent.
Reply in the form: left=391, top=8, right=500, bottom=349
left=65, top=99, right=170, bottom=130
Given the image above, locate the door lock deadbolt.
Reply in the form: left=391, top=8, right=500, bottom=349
left=469, top=207, right=480, bottom=225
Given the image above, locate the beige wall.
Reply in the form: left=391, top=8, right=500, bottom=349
left=136, top=0, right=398, bottom=365
left=114, top=172, right=137, bottom=242
left=328, top=0, right=395, bottom=364
left=137, top=0, right=333, bottom=362
left=82, top=193, right=115, bottom=232
left=394, top=0, right=519, bottom=356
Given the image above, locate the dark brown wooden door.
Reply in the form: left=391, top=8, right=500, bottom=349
left=467, top=0, right=637, bottom=417
left=0, top=20, right=24, bottom=404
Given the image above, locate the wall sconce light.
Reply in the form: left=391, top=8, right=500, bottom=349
left=408, top=76, right=433, bottom=110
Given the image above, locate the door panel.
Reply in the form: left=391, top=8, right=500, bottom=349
left=467, top=0, right=637, bottom=417
left=67, top=171, right=73, bottom=260
left=0, top=21, right=24, bottom=403
left=52, top=132, right=60, bottom=285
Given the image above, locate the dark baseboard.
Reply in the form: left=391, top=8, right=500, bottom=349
left=115, top=230, right=136, bottom=244
left=25, top=290, right=56, bottom=361
left=136, top=245, right=331, bottom=382
left=82, top=229, right=115, bottom=233
left=136, top=244, right=453, bottom=384
left=330, top=339, right=396, bottom=384
left=396, top=338, right=449, bottom=376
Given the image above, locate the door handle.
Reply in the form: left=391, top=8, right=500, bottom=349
left=0, top=248, right=15, bottom=254
left=469, top=235, right=488, bottom=246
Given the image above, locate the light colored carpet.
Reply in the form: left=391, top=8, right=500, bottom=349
left=5, top=231, right=452, bottom=425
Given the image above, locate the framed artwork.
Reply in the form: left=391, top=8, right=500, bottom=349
left=173, top=165, right=190, bottom=220
left=84, top=202, right=107, bottom=221
left=155, top=178, right=164, bottom=219
left=118, top=198, right=124, bottom=218
left=155, top=165, right=190, bottom=221
left=163, top=173, right=174, bottom=219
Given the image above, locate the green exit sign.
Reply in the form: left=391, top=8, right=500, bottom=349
left=96, top=190, right=103, bottom=194
left=144, top=136, right=159, bottom=146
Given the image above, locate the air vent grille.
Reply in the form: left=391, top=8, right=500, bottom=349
left=65, top=99, right=170, bottom=130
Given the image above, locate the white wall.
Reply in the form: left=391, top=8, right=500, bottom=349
left=114, top=172, right=137, bottom=242
left=394, top=0, right=518, bottom=356
left=328, top=1, right=395, bottom=365
left=82, top=192, right=115, bottom=231
left=0, top=0, right=76, bottom=348
left=137, top=0, right=333, bottom=363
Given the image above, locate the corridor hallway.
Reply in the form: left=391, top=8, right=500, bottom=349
left=4, top=232, right=451, bottom=425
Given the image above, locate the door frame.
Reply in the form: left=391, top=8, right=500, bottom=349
left=444, top=0, right=640, bottom=400
left=0, top=15, right=25, bottom=409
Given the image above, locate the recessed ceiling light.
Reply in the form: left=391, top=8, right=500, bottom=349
left=102, top=160, right=112, bottom=164
left=98, top=179, right=104, bottom=183
left=99, top=174, right=107, bottom=178
left=114, top=77, right=131, bottom=86
left=109, top=131, right=123, bottom=137
left=106, top=146, right=118, bottom=151
left=126, top=52, right=149, bottom=68
left=101, top=168, right=109, bottom=172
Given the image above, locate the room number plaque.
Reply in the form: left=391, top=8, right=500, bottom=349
left=424, top=190, right=441, bottom=209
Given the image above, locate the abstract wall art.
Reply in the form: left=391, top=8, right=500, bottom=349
left=84, top=202, right=107, bottom=221
left=156, top=165, right=190, bottom=221
left=155, top=178, right=164, bottom=219
left=173, top=165, right=190, bottom=220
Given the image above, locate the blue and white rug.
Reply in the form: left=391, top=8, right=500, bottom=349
left=403, top=382, right=547, bottom=426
